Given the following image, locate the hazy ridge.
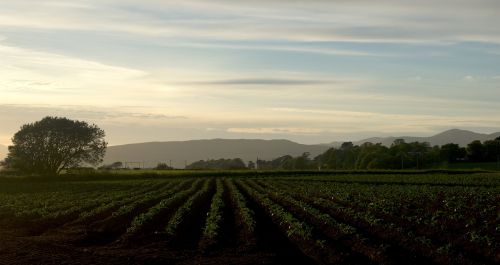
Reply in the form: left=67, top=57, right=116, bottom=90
left=104, top=139, right=328, bottom=168
left=104, top=129, right=500, bottom=168
left=352, top=129, right=500, bottom=147
left=2, top=129, right=499, bottom=165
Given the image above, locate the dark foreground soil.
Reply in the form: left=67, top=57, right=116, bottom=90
left=0, top=229, right=305, bottom=265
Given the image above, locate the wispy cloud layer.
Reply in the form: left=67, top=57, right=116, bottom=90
left=2, top=1, right=500, bottom=44
left=193, top=78, right=335, bottom=86
left=0, top=1, right=499, bottom=145
left=0, top=42, right=146, bottom=98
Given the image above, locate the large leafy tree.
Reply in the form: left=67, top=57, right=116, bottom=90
left=6, top=117, right=107, bottom=175
left=466, top=140, right=484, bottom=162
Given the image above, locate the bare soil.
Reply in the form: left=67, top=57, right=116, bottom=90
left=0, top=229, right=301, bottom=265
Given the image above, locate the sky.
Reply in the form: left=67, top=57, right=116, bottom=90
left=1, top=0, right=500, bottom=146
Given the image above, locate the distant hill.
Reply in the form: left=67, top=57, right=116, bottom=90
left=105, top=130, right=500, bottom=168
left=0, top=144, right=7, bottom=160
left=354, top=129, right=500, bottom=147
left=104, top=139, right=329, bottom=168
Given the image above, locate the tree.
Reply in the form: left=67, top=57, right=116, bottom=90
left=257, top=155, right=294, bottom=170
left=186, top=158, right=247, bottom=170
left=440, top=143, right=462, bottom=163
left=155, top=162, right=173, bottom=170
left=467, top=140, right=484, bottom=162
left=340, top=142, right=354, bottom=150
left=293, top=152, right=312, bottom=170
left=7, top=117, right=107, bottom=175
left=483, top=139, right=500, bottom=162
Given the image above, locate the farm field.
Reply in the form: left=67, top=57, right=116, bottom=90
left=0, top=172, right=498, bottom=265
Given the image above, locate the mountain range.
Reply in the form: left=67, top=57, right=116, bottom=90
left=103, top=139, right=328, bottom=168
left=103, top=129, right=500, bottom=168
left=1, top=129, right=500, bottom=167
left=349, top=129, right=500, bottom=147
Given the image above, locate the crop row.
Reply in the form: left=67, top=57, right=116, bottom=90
left=0, top=175, right=497, bottom=265
left=165, top=178, right=213, bottom=237
left=224, top=178, right=256, bottom=247
left=265, top=179, right=496, bottom=264
left=0, top=180, right=154, bottom=222
left=269, top=173, right=500, bottom=186
left=250, top=179, right=393, bottom=264
left=76, top=180, right=176, bottom=223
left=125, top=178, right=204, bottom=237
left=235, top=179, right=348, bottom=265
left=199, top=178, right=225, bottom=249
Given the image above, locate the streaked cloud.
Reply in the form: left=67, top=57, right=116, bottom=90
left=0, top=104, right=189, bottom=145
left=1, top=1, right=500, bottom=44
left=0, top=42, right=147, bottom=99
left=0, top=0, right=499, bottom=146
left=227, top=127, right=325, bottom=135
left=164, top=41, right=390, bottom=57
left=192, top=78, right=335, bottom=86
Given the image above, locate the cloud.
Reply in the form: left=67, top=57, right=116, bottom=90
left=193, top=78, right=334, bottom=86
left=0, top=42, right=177, bottom=107
left=164, top=41, right=390, bottom=57
left=0, top=104, right=190, bottom=145
left=0, top=43, right=145, bottom=85
left=0, top=104, right=187, bottom=121
left=1, top=0, right=500, bottom=146
left=1, top=102, right=499, bottom=147
left=1, top=1, right=500, bottom=44
left=264, top=107, right=500, bottom=132
left=227, top=127, right=325, bottom=135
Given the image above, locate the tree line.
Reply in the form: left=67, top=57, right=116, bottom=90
left=1, top=116, right=499, bottom=174
left=180, top=137, right=500, bottom=170
left=254, top=138, right=500, bottom=170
